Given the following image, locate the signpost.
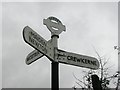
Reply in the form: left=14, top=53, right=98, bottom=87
left=26, top=50, right=44, bottom=65
left=23, top=16, right=100, bottom=90
left=23, top=26, right=47, bottom=55
left=23, top=26, right=54, bottom=61
left=55, top=49, right=99, bottom=70
left=25, top=39, right=55, bottom=65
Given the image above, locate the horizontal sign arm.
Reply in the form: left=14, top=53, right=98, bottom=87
left=55, top=49, right=99, bottom=70
left=23, top=26, right=54, bottom=61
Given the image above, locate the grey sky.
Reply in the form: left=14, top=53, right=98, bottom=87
left=2, top=2, right=118, bottom=88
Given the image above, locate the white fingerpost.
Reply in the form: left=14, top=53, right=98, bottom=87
left=43, top=16, right=66, bottom=90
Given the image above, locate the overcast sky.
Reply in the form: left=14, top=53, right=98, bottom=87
left=2, top=2, right=118, bottom=88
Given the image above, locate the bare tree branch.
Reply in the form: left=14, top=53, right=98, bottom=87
left=76, top=81, right=84, bottom=88
left=73, top=46, right=118, bottom=89
left=102, top=57, right=110, bottom=67
left=73, top=72, right=88, bottom=87
left=92, top=45, right=103, bottom=81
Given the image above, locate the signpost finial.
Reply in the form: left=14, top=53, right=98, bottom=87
left=43, top=16, right=66, bottom=36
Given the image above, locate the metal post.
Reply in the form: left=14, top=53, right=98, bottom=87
left=43, top=16, right=66, bottom=90
left=52, top=61, right=59, bottom=89
left=51, top=35, right=59, bottom=90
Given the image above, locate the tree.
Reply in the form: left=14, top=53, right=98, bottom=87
left=114, top=46, right=120, bottom=54
left=73, top=47, right=118, bottom=89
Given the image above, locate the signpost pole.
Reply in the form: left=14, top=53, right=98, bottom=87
left=23, top=16, right=99, bottom=89
left=43, top=16, right=66, bottom=90
left=51, top=35, right=59, bottom=90
left=52, top=61, right=59, bottom=89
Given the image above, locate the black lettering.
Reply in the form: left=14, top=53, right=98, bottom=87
left=73, top=57, right=77, bottom=62
left=67, top=55, right=97, bottom=66
left=29, top=36, right=47, bottom=53
left=84, top=59, right=97, bottom=66
left=30, top=31, right=34, bottom=36
left=81, top=59, right=85, bottom=63
left=84, top=59, right=87, bottom=64
left=27, top=56, right=32, bottom=60
left=86, top=59, right=90, bottom=64
left=27, top=54, right=33, bottom=61
left=73, top=57, right=76, bottom=62
left=90, top=61, right=97, bottom=66
left=27, top=51, right=41, bottom=62
left=30, top=32, right=46, bottom=47
left=29, top=36, right=35, bottom=44
left=67, top=56, right=78, bottom=62
left=35, top=40, right=39, bottom=48
left=77, top=59, right=81, bottom=62
left=36, top=51, right=40, bottom=55
left=33, top=51, right=38, bottom=57
left=67, top=56, right=72, bottom=60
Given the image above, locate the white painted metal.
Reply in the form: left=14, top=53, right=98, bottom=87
left=23, top=26, right=54, bottom=60
left=26, top=50, right=44, bottom=65
left=46, top=39, right=55, bottom=61
left=55, top=49, right=99, bottom=70
left=43, top=17, right=66, bottom=36
left=23, top=17, right=99, bottom=70
left=25, top=39, right=56, bottom=65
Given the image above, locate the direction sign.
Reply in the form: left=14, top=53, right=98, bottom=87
left=23, top=26, right=54, bottom=60
left=25, top=39, right=54, bottom=65
left=55, top=49, right=99, bottom=70
left=23, top=17, right=100, bottom=90
left=26, top=50, right=44, bottom=65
